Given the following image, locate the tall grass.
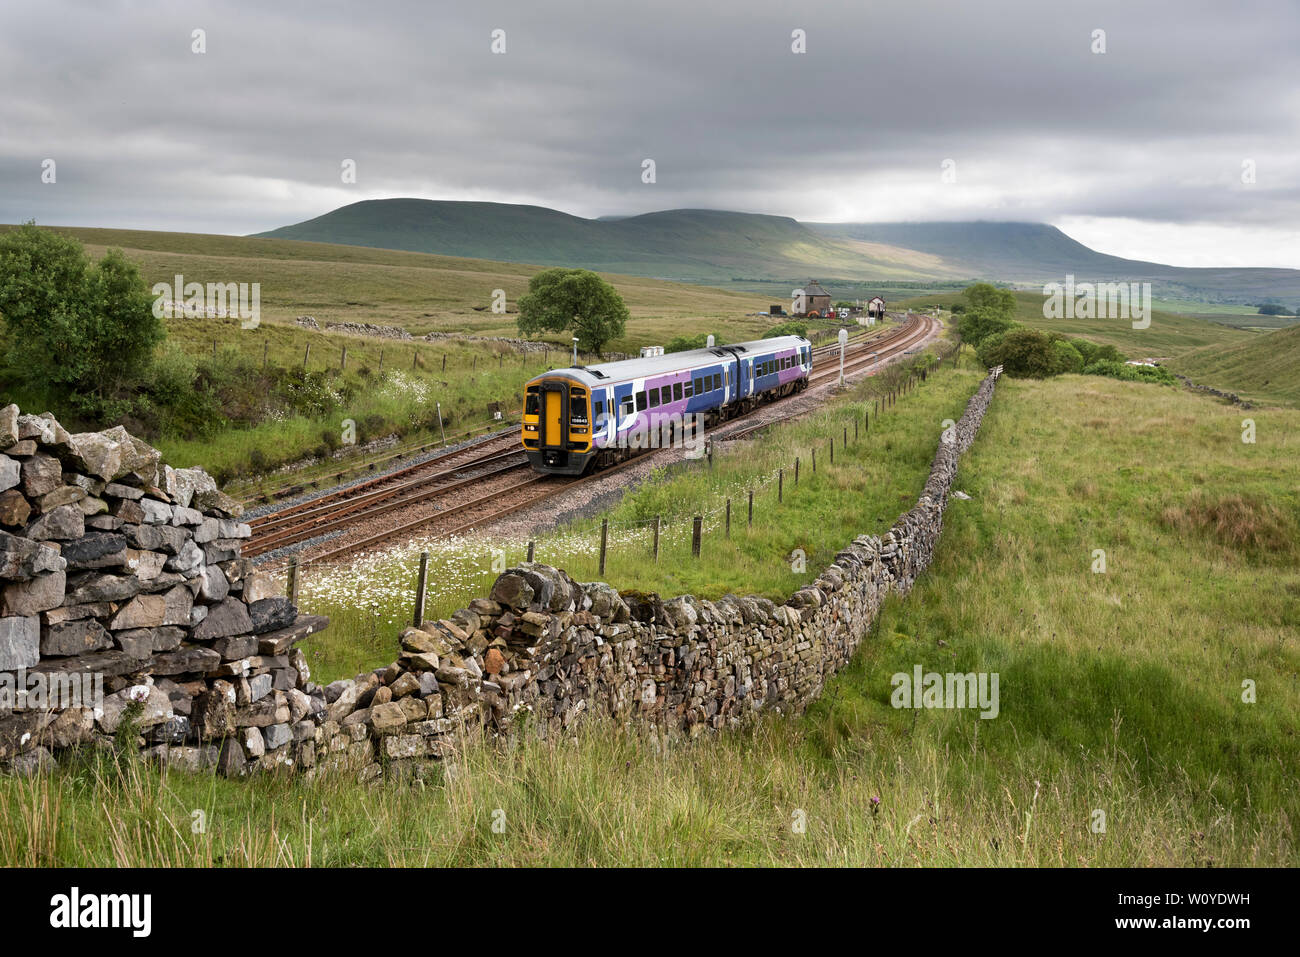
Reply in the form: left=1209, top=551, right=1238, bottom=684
left=3, top=367, right=1294, bottom=867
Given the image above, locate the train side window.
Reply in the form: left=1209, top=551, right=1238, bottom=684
left=683, top=381, right=693, bottom=398
left=712, top=373, right=720, bottom=391
left=593, top=400, right=603, bottom=417
left=620, top=397, right=633, bottom=419
left=525, top=394, right=539, bottom=415
left=648, top=387, right=659, bottom=407
left=636, top=391, right=647, bottom=412
left=674, top=382, right=683, bottom=401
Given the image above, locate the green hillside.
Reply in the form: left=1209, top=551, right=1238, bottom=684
left=812, top=221, right=1300, bottom=305
left=1167, top=324, right=1300, bottom=406
left=907, top=290, right=1254, bottom=358
left=256, top=200, right=955, bottom=282
left=0, top=223, right=768, bottom=345
left=256, top=199, right=1300, bottom=308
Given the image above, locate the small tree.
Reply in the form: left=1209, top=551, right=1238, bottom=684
left=957, top=308, right=1014, bottom=347
left=955, top=282, right=1017, bottom=347
left=0, top=222, right=163, bottom=419
left=516, top=268, right=629, bottom=357
left=977, top=327, right=1058, bottom=378
left=963, top=282, right=1017, bottom=318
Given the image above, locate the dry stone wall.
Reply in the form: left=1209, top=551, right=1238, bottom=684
left=0, top=370, right=999, bottom=780
left=0, top=405, right=328, bottom=775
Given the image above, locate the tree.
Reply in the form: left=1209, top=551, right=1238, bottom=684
left=963, top=282, right=1017, bottom=318
left=957, top=309, right=1014, bottom=347
left=976, top=327, right=1058, bottom=378
left=516, top=268, right=629, bottom=356
left=0, top=222, right=163, bottom=419
left=955, top=282, right=1017, bottom=347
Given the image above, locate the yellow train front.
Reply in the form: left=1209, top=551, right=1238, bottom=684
left=521, top=372, right=594, bottom=475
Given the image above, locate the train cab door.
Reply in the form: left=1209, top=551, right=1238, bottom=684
left=540, top=382, right=567, bottom=449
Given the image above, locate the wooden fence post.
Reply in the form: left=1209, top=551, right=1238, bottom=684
left=303, top=343, right=311, bottom=368
left=778, top=468, right=783, bottom=503
left=286, top=556, right=299, bottom=603
left=599, top=519, right=608, bottom=575
left=692, top=516, right=702, bottom=558
left=412, top=551, right=429, bottom=626
left=341, top=345, right=347, bottom=371
left=526, top=540, right=535, bottom=563
left=725, top=499, right=731, bottom=538
left=653, top=515, right=661, bottom=561
left=795, top=456, right=800, bottom=485
left=378, top=348, right=384, bottom=373
left=747, top=489, right=753, bottom=527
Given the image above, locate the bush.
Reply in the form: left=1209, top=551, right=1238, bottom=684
left=1050, top=339, right=1084, bottom=374
left=1072, top=339, right=1124, bottom=366
left=665, top=333, right=723, bottom=353
left=976, top=327, right=1058, bottom=378
left=140, top=342, right=225, bottom=439
left=956, top=308, right=1014, bottom=347
left=763, top=321, right=808, bottom=338
left=0, top=223, right=164, bottom=422
left=1081, top=359, right=1177, bottom=385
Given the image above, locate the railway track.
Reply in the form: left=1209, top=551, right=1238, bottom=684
left=250, top=313, right=940, bottom=566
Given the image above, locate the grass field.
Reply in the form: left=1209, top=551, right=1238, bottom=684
left=0, top=224, right=796, bottom=481
left=902, top=290, right=1257, bottom=358
left=2, top=360, right=1293, bottom=867
left=0, top=224, right=771, bottom=348
left=1167, top=324, right=1300, bottom=407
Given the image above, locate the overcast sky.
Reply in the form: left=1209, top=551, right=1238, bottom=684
left=1, top=0, right=1297, bottom=267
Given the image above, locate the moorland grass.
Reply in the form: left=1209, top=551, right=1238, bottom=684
left=1, top=341, right=1293, bottom=868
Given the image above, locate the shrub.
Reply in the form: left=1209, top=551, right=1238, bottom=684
left=763, top=321, right=808, bottom=338
left=1050, top=339, right=1084, bottom=374
left=0, top=223, right=164, bottom=422
left=976, top=327, right=1058, bottom=378
left=1081, top=359, right=1177, bottom=385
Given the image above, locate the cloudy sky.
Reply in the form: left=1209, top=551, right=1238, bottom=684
left=1, top=0, right=1297, bottom=267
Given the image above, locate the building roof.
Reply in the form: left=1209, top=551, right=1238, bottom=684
left=802, top=280, right=831, bottom=298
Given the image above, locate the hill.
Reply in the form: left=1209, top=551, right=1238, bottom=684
left=257, top=200, right=1300, bottom=307
left=255, top=200, right=954, bottom=282
left=0, top=223, right=767, bottom=347
left=904, top=290, right=1253, bottom=358
left=1167, top=324, right=1300, bottom=407
left=811, top=221, right=1300, bottom=305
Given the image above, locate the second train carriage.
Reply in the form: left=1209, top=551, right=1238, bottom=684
left=522, top=334, right=811, bottom=475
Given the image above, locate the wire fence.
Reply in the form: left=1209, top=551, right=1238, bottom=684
left=270, top=346, right=962, bottom=633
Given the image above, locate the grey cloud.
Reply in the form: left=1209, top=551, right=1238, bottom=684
left=0, top=0, right=1295, bottom=240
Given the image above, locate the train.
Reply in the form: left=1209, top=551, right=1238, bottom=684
left=522, top=334, right=812, bottom=475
